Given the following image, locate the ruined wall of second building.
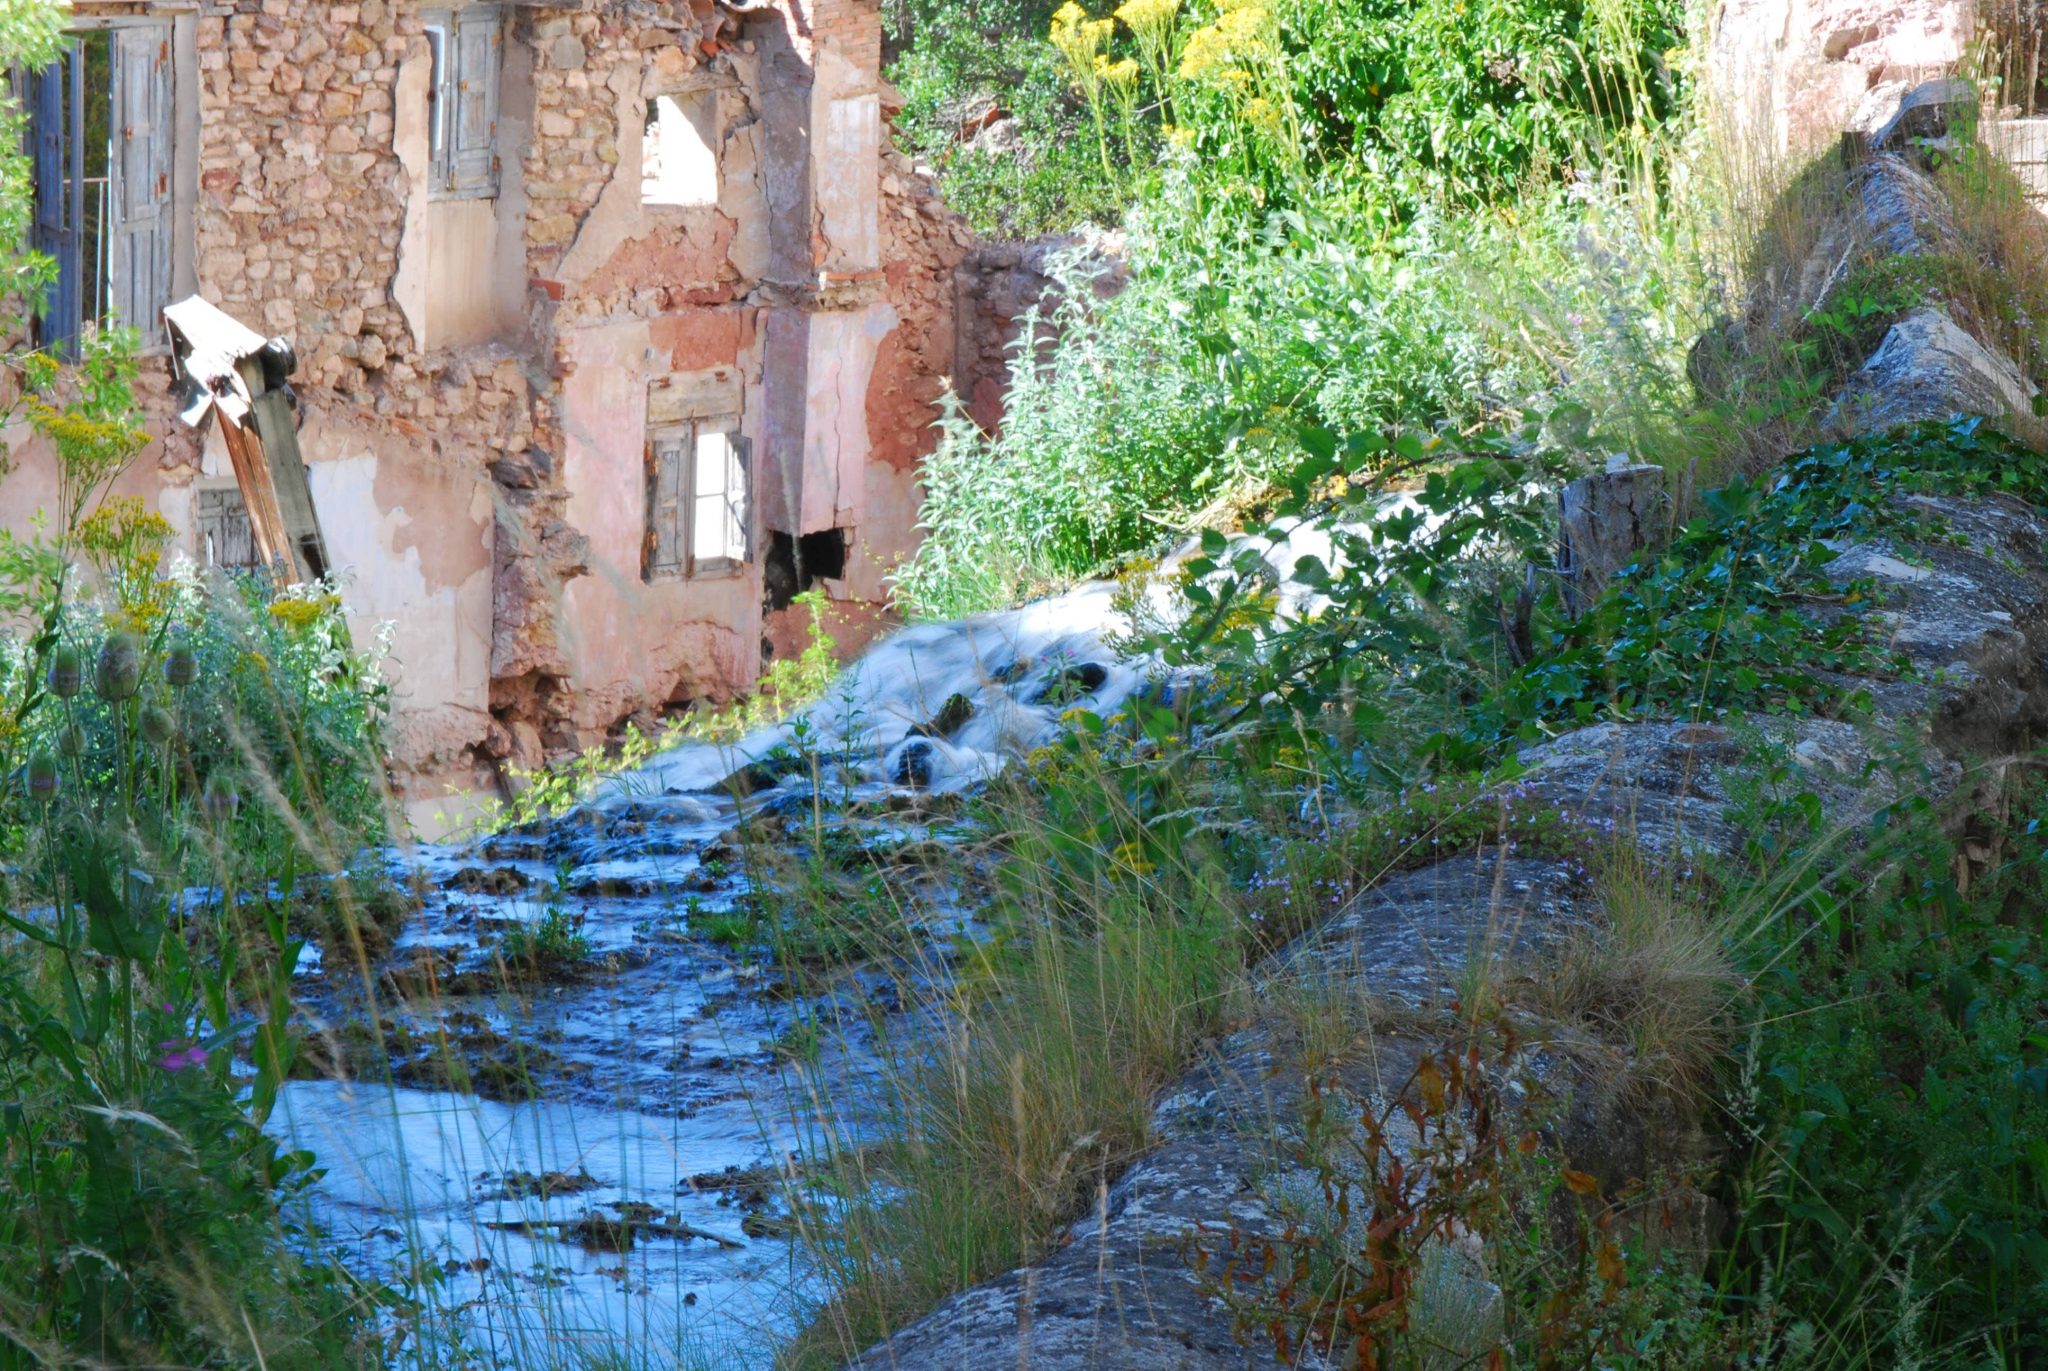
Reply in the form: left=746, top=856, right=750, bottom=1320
left=0, top=0, right=970, bottom=831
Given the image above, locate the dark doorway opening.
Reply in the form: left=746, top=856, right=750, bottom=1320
left=763, top=528, right=851, bottom=611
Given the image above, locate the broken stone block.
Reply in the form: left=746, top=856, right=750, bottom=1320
left=1843, top=77, right=1979, bottom=169
left=1558, top=460, right=1669, bottom=618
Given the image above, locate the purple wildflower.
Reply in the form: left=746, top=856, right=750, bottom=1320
left=155, top=1040, right=209, bottom=1072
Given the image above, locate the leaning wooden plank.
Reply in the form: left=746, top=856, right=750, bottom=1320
left=212, top=410, right=288, bottom=574
left=164, top=296, right=331, bottom=585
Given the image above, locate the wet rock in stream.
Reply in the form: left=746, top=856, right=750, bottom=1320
left=893, top=738, right=938, bottom=786
left=1031, top=660, right=1111, bottom=705
left=911, top=691, right=975, bottom=738
left=480, top=1167, right=605, bottom=1201
left=449, top=865, right=532, bottom=896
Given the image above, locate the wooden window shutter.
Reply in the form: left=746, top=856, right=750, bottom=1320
left=195, top=487, right=258, bottom=570
left=725, top=434, right=753, bottom=564
left=450, top=7, right=501, bottom=197
left=111, top=24, right=173, bottom=334
left=646, top=432, right=686, bottom=580
left=31, top=46, right=83, bottom=354
left=424, top=15, right=451, bottom=190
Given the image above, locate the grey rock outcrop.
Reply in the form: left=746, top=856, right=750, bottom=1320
left=843, top=475, right=2048, bottom=1371
left=844, top=860, right=1585, bottom=1371
left=1828, top=308, right=2040, bottom=437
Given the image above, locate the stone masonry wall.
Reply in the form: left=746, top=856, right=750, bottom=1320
left=0, top=0, right=969, bottom=832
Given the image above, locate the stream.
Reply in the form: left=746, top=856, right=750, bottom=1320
left=273, top=579, right=1164, bottom=1367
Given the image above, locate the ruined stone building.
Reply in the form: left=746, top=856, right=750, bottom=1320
left=0, top=0, right=970, bottom=829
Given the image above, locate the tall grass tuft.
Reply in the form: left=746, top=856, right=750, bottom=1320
left=774, top=736, right=1261, bottom=1367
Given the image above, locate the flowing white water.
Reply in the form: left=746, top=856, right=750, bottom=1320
left=612, top=513, right=1365, bottom=804
left=616, top=578, right=1155, bottom=799
left=273, top=500, right=1454, bottom=1365
left=276, top=1080, right=804, bottom=1367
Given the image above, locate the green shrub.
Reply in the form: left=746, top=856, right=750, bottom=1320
left=891, top=30, right=1715, bottom=619
left=0, top=601, right=388, bottom=1367
left=1717, top=765, right=2048, bottom=1367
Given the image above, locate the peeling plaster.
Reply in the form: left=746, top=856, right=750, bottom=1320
left=308, top=446, right=494, bottom=741
left=557, top=63, right=652, bottom=285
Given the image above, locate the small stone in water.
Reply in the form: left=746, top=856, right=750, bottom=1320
left=894, top=739, right=937, bottom=787
left=911, top=691, right=974, bottom=739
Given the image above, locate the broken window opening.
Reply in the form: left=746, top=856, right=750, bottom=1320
left=30, top=23, right=172, bottom=357
left=762, top=528, right=850, bottom=611
left=646, top=419, right=752, bottom=582
left=642, top=91, right=719, bottom=207
left=194, top=486, right=261, bottom=572
left=424, top=5, right=502, bottom=200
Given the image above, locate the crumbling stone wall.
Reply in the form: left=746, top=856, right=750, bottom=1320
left=1707, top=0, right=1973, bottom=159
left=953, top=229, right=1124, bottom=433
left=0, top=0, right=971, bottom=832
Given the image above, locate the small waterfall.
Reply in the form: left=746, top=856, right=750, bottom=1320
left=608, top=510, right=1397, bottom=805
left=617, top=579, right=1153, bottom=801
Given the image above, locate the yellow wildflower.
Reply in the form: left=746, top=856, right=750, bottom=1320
left=1111, top=840, right=1156, bottom=877
left=1051, top=4, right=1110, bottom=63
left=1115, top=0, right=1180, bottom=46
left=1177, top=21, right=1229, bottom=79
left=1096, top=55, right=1141, bottom=88
left=78, top=496, right=174, bottom=560
left=1216, top=4, right=1271, bottom=47
left=268, top=594, right=340, bottom=632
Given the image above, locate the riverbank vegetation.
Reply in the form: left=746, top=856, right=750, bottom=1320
left=769, top=0, right=2048, bottom=1366
left=2, top=0, right=2046, bottom=1368
left=779, top=418, right=2048, bottom=1369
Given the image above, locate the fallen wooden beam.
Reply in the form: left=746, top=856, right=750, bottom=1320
left=163, top=295, right=332, bottom=586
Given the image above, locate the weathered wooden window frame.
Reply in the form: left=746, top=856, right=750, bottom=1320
left=24, top=12, right=197, bottom=356
left=423, top=4, right=502, bottom=201
left=645, top=417, right=752, bottom=583
left=192, top=482, right=261, bottom=571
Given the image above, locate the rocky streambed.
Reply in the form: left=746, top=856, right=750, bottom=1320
left=272, top=581, right=1158, bottom=1366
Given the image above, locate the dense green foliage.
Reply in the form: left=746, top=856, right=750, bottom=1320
left=892, top=0, right=1705, bottom=617
left=0, top=426, right=393, bottom=1368
left=1721, top=760, right=2048, bottom=1365
left=887, top=0, right=1131, bottom=236
left=1147, top=419, right=2047, bottom=783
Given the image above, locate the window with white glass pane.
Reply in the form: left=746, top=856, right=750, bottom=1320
left=646, top=420, right=750, bottom=581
